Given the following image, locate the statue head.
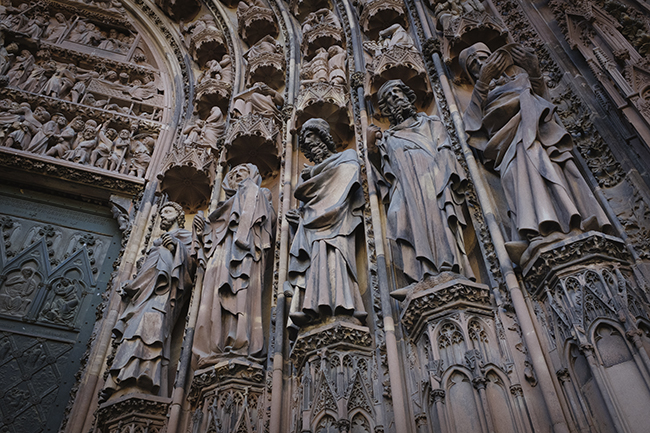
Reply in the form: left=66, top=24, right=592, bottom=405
left=159, top=201, right=184, bottom=231
left=459, top=42, right=491, bottom=83
left=378, top=79, right=417, bottom=127
left=299, top=118, right=336, bottom=164
left=223, top=163, right=261, bottom=194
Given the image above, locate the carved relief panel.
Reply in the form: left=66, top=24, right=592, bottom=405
left=0, top=0, right=173, bottom=182
left=0, top=186, right=121, bottom=433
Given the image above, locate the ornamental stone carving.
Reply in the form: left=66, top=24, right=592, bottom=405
left=158, top=141, right=215, bottom=213
left=182, top=13, right=227, bottom=67
left=227, top=83, right=283, bottom=176
left=245, top=35, right=285, bottom=89
left=237, top=0, right=278, bottom=46
left=300, top=8, right=344, bottom=58
left=364, top=24, right=431, bottom=106
left=358, top=0, right=408, bottom=40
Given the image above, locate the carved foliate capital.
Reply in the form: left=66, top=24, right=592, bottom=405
left=509, top=384, right=524, bottom=397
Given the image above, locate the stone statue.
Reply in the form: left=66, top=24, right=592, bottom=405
left=460, top=43, right=611, bottom=263
left=327, top=45, right=346, bottom=85
left=378, top=23, right=418, bottom=52
left=368, top=80, right=474, bottom=284
left=192, top=163, right=275, bottom=368
left=302, top=45, right=346, bottom=85
left=198, top=55, right=232, bottom=85
left=7, top=50, right=35, bottom=87
left=286, top=118, right=367, bottom=332
left=103, top=202, right=195, bottom=399
left=231, top=82, right=284, bottom=118
left=108, top=128, right=132, bottom=172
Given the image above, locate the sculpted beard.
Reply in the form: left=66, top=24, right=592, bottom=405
left=390, top=98, right=416, bottom=125
left=160, top=214, right=176, bottom=231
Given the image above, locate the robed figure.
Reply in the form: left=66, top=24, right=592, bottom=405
left=192, top=164, right=275, bottom=368
left=287, top=118, right=367, bottom=332
left=369, top=80, right=473, bottom=284
left=103, top=202, right=195, bottom=400
left=460, top=43, right=610, bottom=263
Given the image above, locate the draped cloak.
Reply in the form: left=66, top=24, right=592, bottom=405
left=192, top=173, right=275, bottom=368
left=463, top=66, right=610, bottom=241
left=378, top=113, right=473, bottom=282
left=108, top=228, right=194, bottom=394
left=288, top=149, right=367, bottom=329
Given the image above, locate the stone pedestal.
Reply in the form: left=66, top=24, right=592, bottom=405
left=523, top=231, right=650, bottom=433
left=397, top=276, right=532, bottom=433
left=289, top=321, right=380, bottom=433
left=188, top=359, right=266, bottom=433
left=95, top=394, right=170, bottom=433
left=225, top=114, right=281, bottom=177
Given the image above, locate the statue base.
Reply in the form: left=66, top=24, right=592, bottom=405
left=397, top=276, right=492, bottom=337
left=188, top=358, right=265, bottom=433
left=522, top=231, right=631, bottom=295
left=290, top=320, right=372, bottom=372
left=95, top=394, right=170, bottom=433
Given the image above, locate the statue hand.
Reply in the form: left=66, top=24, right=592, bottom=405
left=478, top=51, right=508, bottom=85
left=511, top=45, right=541, bottom=77
left=367, top=124, right=382, bottom=154
left=192, top=214, right=205, bottom=235
left=161, top=232, right=176, bottom=252
left=285, top=208, right=301, bottom=225
left=300, top=164, right=312, bottom=180
left=119, top=282, right=137, bottom=299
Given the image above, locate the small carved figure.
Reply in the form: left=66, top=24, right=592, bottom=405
left=0, top=263, right=40, bottom=316
left=460, top=43, right=611, bottom=263
left=231, top=82, right=284, bottom=118
left=302, top=47, right=330, bottom=83
left=128, top=135, right=153, bottom=177
left=198, top=55, right=232, bottom=85
left=368, top=80, right=473, bottom=283
left=108, top=128, right=132, bottom=172
left=4, top=104, right=49, bottom=150
left=102, top=202, right=195, bottom=399
left=287, top=118, right=367, bottom=331
left=301, top=8, right=341, bottom=34
left=378, top=23, right=418, bottom=52
left=66, top=120, right=99, bottom=164
left=40, top=277, right=80, bottom=325
left=22, top=60, right=57, bottom=94
left=45, top=116, right=84, bottom=158
left=199, top=106, right=226, bottom=148
left=90, top=126, right=118, bottom=168
left=44, top=13, right=68, bottom=42
left=19, top=14, right=47, bottom=39
left=244, top=34, right=279, bottom=59
left=25, top=112, right=66, bottom=154
left=7, top=50, right=35, bottom=88
left=192, top=163, right=275, bottom=367
left=328, top=45, right=346, bottom=85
